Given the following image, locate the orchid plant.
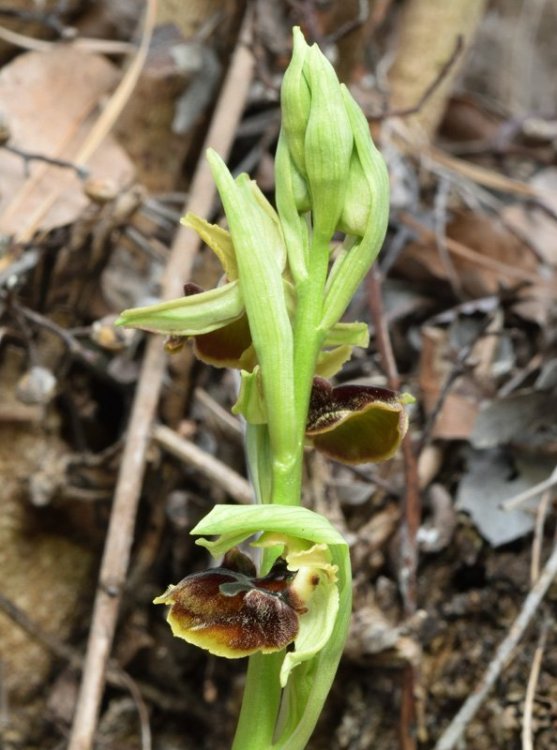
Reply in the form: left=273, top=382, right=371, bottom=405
left=117, top=28, right=411, bottom=750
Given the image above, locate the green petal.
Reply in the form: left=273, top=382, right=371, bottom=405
left=280, top=565, right=339, bottom=686
left=324, top=321, right=370, bottom=348
left=182, top=213, right=238, bottom=280
left=315, top=345, right=354, bottom=378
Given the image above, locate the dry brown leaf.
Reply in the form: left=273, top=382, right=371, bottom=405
left=400, top=210, right=540, bottom=297
left=418, top=325, right=482, bottom=440
left=0, top=47, right=134, bottom=237
left=387, top=0, right=487, bottom=141
left=503, top=168, right=557, bottom=267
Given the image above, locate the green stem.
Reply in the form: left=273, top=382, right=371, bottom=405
left=292, top=234, right=330, bottom=444
left=234, top=235, right=332, bottom=749
left=232, top=652, right=284, bottom=750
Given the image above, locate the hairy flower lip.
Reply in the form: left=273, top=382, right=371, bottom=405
left=306, top=376, right=411, bottom=464
left=153, top=552, right=307, bottom=659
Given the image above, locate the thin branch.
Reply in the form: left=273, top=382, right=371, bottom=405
left=0, top=23, right=135, bottom=54
left=367, top=265, right=421, bottom=750
left=10, top=301, right=99, bottom=364
left=521, top=621, right=548, bottom=750
left=367, top=265, right=420, bottom=615
left=152, top=424, right=253, bottom=505
left=434, top=540, right=557, bottom=750
left=501, top=464, right=557, bottom=511
left=0, top=592, right=151, bottom=750
left=371, top=36, right=464, bottom=121
left=3, top=144, right=88, bottom=179
left=530, top=490, right=552, bottom=584
left=66, top=9, right=255, bottom=750
left=194, top=387, right=244, bottom=440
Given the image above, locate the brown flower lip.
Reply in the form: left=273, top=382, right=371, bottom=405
left=306, top=376, right=410, bottom=464
left=154, top=551, right=307, bottom=658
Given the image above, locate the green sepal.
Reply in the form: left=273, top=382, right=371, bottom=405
left=280, top=26, right=311, bottom=176
left=324, top=321, right=369, bottom=348
left=115, top=281, right=244, bottom=336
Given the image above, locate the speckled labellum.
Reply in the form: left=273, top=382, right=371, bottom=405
left=153, top=549, right=306, bottom=659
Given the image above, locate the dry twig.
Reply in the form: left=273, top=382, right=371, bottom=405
left=0, top=592, right=151, bottom=750
left=434, top=540, right=557, bottom=750
left=66, top=9, right=255, bottom=750
left=367, top=265, right=420, bottom=750
left=530, top=490, right=552, bottom=584
left=399, top=211, right=557, bottom=291
left=501, top=464, right=557, bottom=511
left=152, top=424, right=252, bottom=505
left=521, top=621, right=548, bottom=750
left=0, top=24, right=134, bottom=54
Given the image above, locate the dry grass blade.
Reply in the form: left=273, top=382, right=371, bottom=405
left=66, top=9, right=255, bottom=750
left=0, top=24, right=135, bottom=54
left=428, top=146, right=540, bottom=198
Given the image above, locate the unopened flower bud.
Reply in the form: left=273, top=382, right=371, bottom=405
left=303, top=45, right=353, bottom=243
left=280, top=27, right=311, bottom=177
